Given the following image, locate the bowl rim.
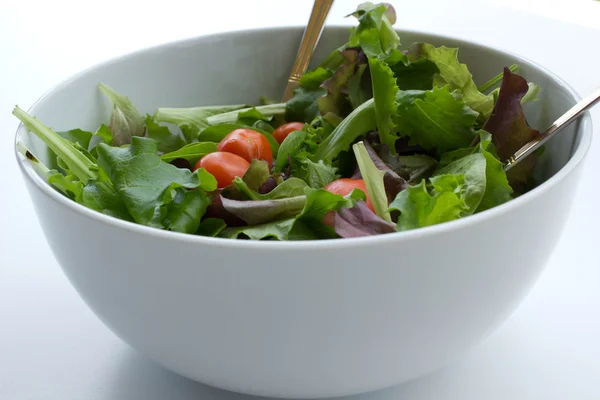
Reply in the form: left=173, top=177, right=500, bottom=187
left=14, top=26, right=593, bottom=251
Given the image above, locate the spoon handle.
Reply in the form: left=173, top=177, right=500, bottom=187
left=504, top=86, right=600, bottom=171
left=281, top=0, right=334, bottom=102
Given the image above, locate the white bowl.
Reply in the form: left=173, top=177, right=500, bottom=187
left=15, top=27, right=592, bottom=398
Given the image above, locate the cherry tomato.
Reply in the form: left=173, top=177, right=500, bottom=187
left=217, top=129, right=273, bottom=167
left=194, top=152, right=250, bottom=189
left=272, top=122, right=305, bottom=144
left=324, top=178, right=374, bottom=212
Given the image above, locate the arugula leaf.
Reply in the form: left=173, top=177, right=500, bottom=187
left=334, top=200, right=395, bottom=238
left=159, top=142, right=218, bottom=164
left=285, top=87, right=327, bottom=123
left=353, top=141, right=392, bottom=222
left=407, top=43, right=493, bottom=120
left=482, top=68, right=540, bottom=191
left=314, top=98, right=377, bottom=161
left=98, top=83, right=145, bottom=146
left=369, top=57, right=398, bottom=149
left=154, top=104, right=246, bottom=142
left=390, top=174, right=468, bottom=231
left=395, top=86, right=478, bottom=154
left=145, top=115, right=187, bottom=153
left=96, top=137, right=217, bottom=233
left=197, top=123, right=279, bottom=155
left=13, top=106, right=98, bottom=183
left=347, top=2, right=400, bottom=59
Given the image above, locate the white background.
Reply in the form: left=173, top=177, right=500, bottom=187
left=1, top=0, right=600, bottom=399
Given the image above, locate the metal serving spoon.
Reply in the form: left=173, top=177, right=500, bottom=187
left=281, top=0, right=334, bottom=102
left=503, top=86, right=600, bottom=171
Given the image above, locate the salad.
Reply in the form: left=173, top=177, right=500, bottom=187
left=14, top=2, right=542, bottom=241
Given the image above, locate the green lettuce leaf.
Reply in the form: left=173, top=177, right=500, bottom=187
left=275, top=128, right=308, bottom=173
left=206, top=103, right=286, bottom=125
left=234, top=177, right=308, bottom=201
left=391, top=58, right=440, bottom=90
left=98, top=83, right=145, bottom=146
left=96, top=136, right=217, bottom=233
left=369, top=57, right=398, bottom=149
left=154, top=104, right=246, bottom=142
left=407, top=43, right=493, bottom=120
left=395, top=86, right=478, bottom=154
left=353, top=141, right=392, bottom=222
left=88, top=124, right=113, bottom=155
left=390, top=174, right=468, bottom=231
left=299, top=159, right=339, bottom=189
left=13, top=107, right=98, bottom=183
left=347, top=2, right=400, bottom=59
left=57, top=128, right=92, bottom=150
left=437, top=131, right=512, bottom=213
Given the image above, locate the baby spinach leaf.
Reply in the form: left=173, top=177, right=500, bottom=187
left=314, top=98, right=377, bottom=161
left=145, top=115, right=187, bottom=153
left=159, top=142, right=218, bottom=164
left=285, top=87, right=327, bottom=123
left=197, top=218, right=227, bottom=237
left=96, top=137, right=217, bottom=233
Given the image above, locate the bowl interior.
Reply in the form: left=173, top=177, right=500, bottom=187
left=18, top=27, right=586, bottom=189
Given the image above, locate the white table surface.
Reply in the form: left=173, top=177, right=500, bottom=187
left=1, top=1, right=599, bottom=399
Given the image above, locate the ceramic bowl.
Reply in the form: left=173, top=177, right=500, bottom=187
left=15, top=27, right=592, bottom=398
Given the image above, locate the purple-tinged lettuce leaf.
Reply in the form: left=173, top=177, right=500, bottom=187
left=220, top=188, right=363, bottom=240
left=98, top=83, right=145, bottom=146
left=220, top=195, right=306, bottom=225
left=334, top=200, right=395, bottom=238
left=482, top=68, right=540, bottom=191
left=318, top=49, right=362, bottom=117
left=347, top=2, right=400, bottom=60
